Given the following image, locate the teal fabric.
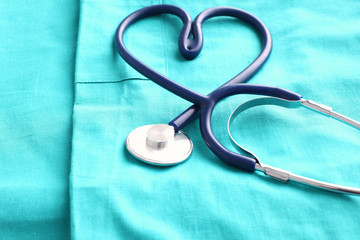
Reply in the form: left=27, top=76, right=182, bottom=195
left=71, top=0, right=360, bottom=240
left=1, top=0, right=360, bottom=239
left=0, top=1, right=78, bottom=239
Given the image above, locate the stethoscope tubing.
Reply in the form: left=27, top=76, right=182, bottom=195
left=115, top=4, right=273, bottom=132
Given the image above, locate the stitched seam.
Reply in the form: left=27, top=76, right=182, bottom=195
left=75, top=78, right=149, bottom=84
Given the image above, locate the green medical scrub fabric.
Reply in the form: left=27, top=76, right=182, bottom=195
left=71, top=0, right=360, bottom=239
left=0, top=1, right=78, bottom=239
left=2, top=0, right=360, bottom=239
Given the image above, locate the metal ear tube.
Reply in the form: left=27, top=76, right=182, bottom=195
left=228, top=97, right=360, bottom=195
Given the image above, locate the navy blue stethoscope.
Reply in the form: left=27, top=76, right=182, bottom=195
left=115, top=5, right=360, bottom=195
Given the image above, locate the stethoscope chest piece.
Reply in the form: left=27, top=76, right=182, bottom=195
left=126, top=124, right=193, bottom=166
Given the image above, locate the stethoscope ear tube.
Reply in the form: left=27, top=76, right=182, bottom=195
left=228, top=96, right=360, bottom=195
left=256, top=164, right=360, bottom=195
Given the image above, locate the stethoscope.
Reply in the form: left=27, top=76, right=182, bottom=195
left=115, top=5, right=360, bottom=195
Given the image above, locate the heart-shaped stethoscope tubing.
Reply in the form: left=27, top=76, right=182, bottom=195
left=115, top=5, right=360, bottom=195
